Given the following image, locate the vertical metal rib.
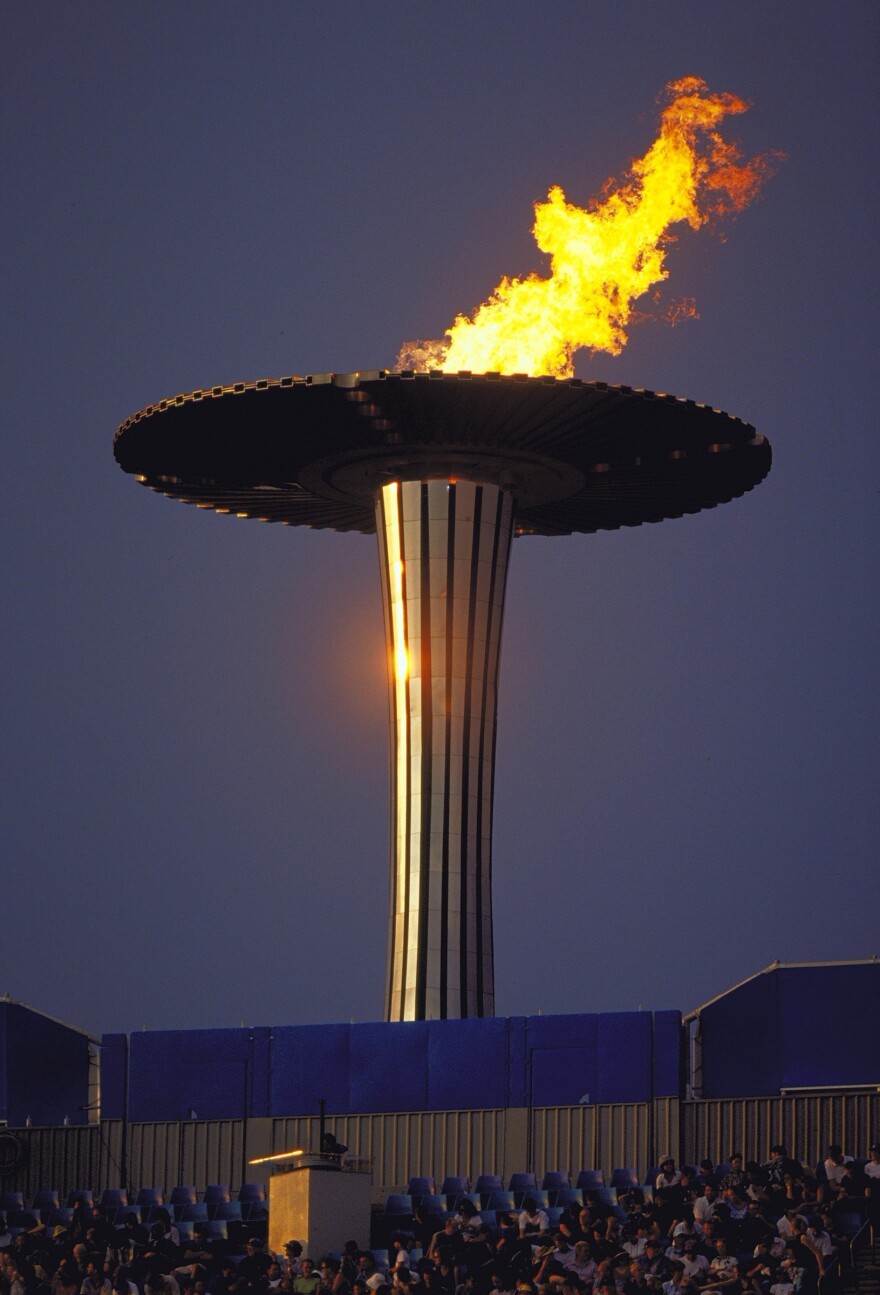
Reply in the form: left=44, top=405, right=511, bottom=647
left=377, top=478, right=514, bottom=1021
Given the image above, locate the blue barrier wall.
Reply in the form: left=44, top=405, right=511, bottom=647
left=699, top=961, right=880, bottom=1098
left=0, top=1001, right=93, bottom=1126
left=101, top=1009, right=682, bottom=1121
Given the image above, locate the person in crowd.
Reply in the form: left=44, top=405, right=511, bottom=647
left=719, top=1158, right=749, bottom=1197
left=517, top=1200, right=550, bottom=1243
left=693, top=1187, right=719, bottom=1234
left=293, top=1260, right=321, bottom=1295
left=657, top=1160, right=682, bottom=1192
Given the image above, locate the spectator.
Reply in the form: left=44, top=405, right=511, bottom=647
left=657, top=1160, right=682, bottom=1192
left=693, top=1188, right=718, bottom=1234
left=293, top=1262, right=321, bottom=1295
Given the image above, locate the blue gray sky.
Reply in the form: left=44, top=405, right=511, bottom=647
left=2, top=2, right=877, bottom=1035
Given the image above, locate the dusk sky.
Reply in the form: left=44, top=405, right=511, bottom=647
left=3, top=2, right=877, bottom=1038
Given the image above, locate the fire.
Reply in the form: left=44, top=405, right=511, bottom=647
left=397, top=78, right=777, bottom=379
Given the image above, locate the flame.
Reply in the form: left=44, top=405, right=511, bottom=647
left=397, top=78, right=778, bottom=379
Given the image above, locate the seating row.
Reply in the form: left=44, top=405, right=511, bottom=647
left=0, top=1185, right=268, bottom=1224
left=386, top=1185, right=650, bottom=1216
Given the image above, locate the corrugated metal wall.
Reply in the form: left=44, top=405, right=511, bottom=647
left=683, top=1092, right=880, bottom=1166
left=5, top=1092, right=875, bottom=1202
left=0, top=1101, right=675, bottom=1200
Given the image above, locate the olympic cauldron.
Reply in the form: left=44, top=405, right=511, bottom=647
left=114, top=369, right=771, bottom=1021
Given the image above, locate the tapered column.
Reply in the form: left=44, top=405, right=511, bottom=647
left=376, top=479, right=514, bottom=1021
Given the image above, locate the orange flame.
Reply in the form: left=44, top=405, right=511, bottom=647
left=397, top=78, right=778, bottom=378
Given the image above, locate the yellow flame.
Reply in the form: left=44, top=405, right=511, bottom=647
left=397, top=78, right=778, bottom=379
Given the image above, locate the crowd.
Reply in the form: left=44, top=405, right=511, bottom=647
left=1, top=1144, right=877, bottom=1295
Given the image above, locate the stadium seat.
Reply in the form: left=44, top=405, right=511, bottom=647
left=175, top=1221, right=194, bottom=1241
left=169, top=1186, right=198, bottom=1208
left=553, top=1188, right=584, bottom=1208
left=178, top=1202, right=209, bottom=1223
left=418, top=1194, right=447, bottom=1215
left=508, top=1172, right=537, bottom=1195
left=136, top=1188, right=165, bottom=1210
left=101, top=1188, right=129, bottom=1211
left=242, top=1201, right=268, bottom=1222
left=451, top=1193, right=482, bottom=1211
left=475, top=1174, right=504, bottom=1197
left=441, top=1176, right=471, bottom=1197
left=203, top=1184, right=231, bottom=1205
left=370, top=1250, right=390, bottom=1269
left=212, top=1201, right=243, bottom=1222
left=478, top=1211, right=497, bottom=1230
left=237, top=1183, right=266, bottom=1203
left=0, top=1192, right=24, bottom=1211
left=114, top=1207, right=141, bottom=1225
left=644, top=1167, right=662, bottom=1186
left=486, top=1191, right=516, bottom=1212
left=610, top=1167, right=639, bottom=1189
left=576, top=1170, right=605, bottom=1189
left=384, top=1194, right=414, bottom=1217
left=407, top=1176, right=436, bottom=1200
left=31, top=1190, right=61, bottom=1219
left=201, top=1220, right=228, bottom=1241
left=547, top=1207, right=563, bottom=1228
left=47, top=1208, right=74, bottom=1228
left=541, top=1171, right=571, bottom=1192
left=67, top=1189, right=95, bottom=1209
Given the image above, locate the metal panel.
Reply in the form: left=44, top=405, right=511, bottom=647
left=0, top=1122, right=117, bottom=1198
left=683, top=1092, right=880, bottom=1166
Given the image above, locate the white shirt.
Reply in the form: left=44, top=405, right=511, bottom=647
left=693, top=1196, right=717, bottom=1226
left=823, top=1158, right=852, bottom=1187
left=865, top=1161, right=880, bottom=1180
left=518, top=1208, right=549, bottom=1235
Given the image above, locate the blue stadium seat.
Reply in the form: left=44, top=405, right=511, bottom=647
left=451, top=1193, right=482, bottom=1211
left=237, top=1183, right=266, bottom=1203
left=203, top=1184, right=230, bottom=1205
left=610, top=1167, right=639, bottom=1189
left=201, top=1220, right=228, bottom=1241
left=31, top=1189, right=60, bottom=1214
left=475, top=1174, right=504, bottom=1197
left=370, top=1250, right=390, bottom=1269
left=553, top=1188, right=583, bottom=1208
left=212, top=1201, right=243, bottom=1222
left=385, top=1194, right=414, bottom=1217
left=508, top=1172, right=537, bottom=1195
left=542, top=1172, right=571, bottom=1192
left=170, top=1186, right=198, bottom=1208
left=178, top=1202, right=209, bottom=1223
left=644, top=1167, right=662, bottom=1186
left=101, top=1189, right=129, bottom=1212
left=0, top=1193, right=24, bottom=1211
left=441, top=1176, right=471, bottom=1197
left=478, top=1210, right=498, bottom=1230
left=242, top=1202, right=268, bottom=1222
left=486, top=1191, right=516, bottom=1212
left=175, top=1221, right=194, bottom=1241
left=136, top=1188, right=165, bottom=1210
left=407, top=1177, right=436, bottom=1200
left=547, top=1207, right=563, bottom=1228
left=67, top=1190, right=95, bottom=1209
left=418, top=1194, right=447, bottom=1215
left=576, top=1170, right=605, bottom=1189
left=114, top=1207, right=142, bottom=1225
left=47, top=1208, right=74, bottom=1228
